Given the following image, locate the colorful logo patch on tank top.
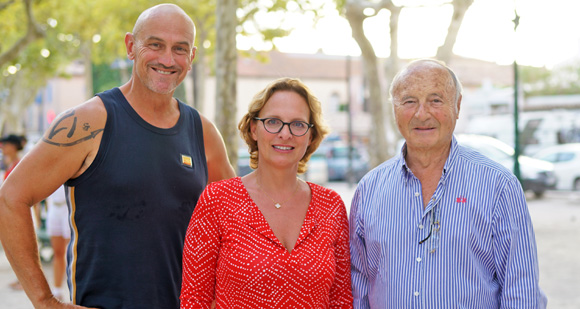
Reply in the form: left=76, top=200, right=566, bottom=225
left=181, top=154, right=193, bottom=168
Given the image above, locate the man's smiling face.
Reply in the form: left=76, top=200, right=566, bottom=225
left=127, top=7, right=195, bottom=95
left=392, top=62, right=461, bottom=154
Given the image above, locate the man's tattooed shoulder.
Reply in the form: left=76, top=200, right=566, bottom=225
left=42, top=109, right=104, bottom=147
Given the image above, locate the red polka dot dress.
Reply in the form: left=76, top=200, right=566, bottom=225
left=180, top=177, right=353, bottom=308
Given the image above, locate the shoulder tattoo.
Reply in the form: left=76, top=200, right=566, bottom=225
left=42, top=109, right=104, bottom=147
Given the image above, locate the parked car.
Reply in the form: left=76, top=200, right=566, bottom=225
left=318, top=142, right=369, bottom=182
left=301, top=150, right=329, bottom=185
left=237, top=148, right=329, bottom=185
left=237, top=149, right=253, bottom=176
left=532, top=143, right=580, bottom=191
left=456, top=134, right=557, bottom=198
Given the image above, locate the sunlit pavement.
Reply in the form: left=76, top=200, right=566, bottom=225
left=0, top=248, right=49, bottom=308
left=526, top=190, right=580, bottom=309
left=1, top=185, right=578, bottom=308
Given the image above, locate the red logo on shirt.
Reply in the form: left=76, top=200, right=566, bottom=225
left=456, top=197, right=467, bottom=203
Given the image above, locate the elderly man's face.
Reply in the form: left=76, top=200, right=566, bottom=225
left=392, top=64, right=460, bottom=154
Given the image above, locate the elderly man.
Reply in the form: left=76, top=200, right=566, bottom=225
left=350, top=59, right=546, bottom=308
left=0, top=4, right=234, bottom=308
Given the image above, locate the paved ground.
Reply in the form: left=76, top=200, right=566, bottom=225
left=0, top=251, right=59, bottom=308
left=528, top=191, right=580, bottom=309
left=1, top=184, right=578, bottom=308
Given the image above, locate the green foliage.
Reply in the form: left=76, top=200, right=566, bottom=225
left=2, top=0, right=323, bottom=76
left=261, top=28, right=291, bottom=41
left=1, top=0, right=79, bottom=108
left=521, top=63, right=580, bottom=96
left=238, top=0, right=321, bottom=47
left=92, top=63, right=122, bottom=94
left=0, top=0, right=26, bottom=50
left=1, top=0, right=326, bottom=102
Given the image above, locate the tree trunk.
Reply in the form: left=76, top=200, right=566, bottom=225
left=345, top=2, right=389, bottom=168
left=2, top=75, right=39, bottom=134
left=192, top=27, right=207, bottom=113
left=82, top=41, right=94, bottom=100
left=346, top=0, right=474, bottom=162
left=436, top=0, right=474, bottom=64
left=215, top=0, right=238, bottom=170
left=383, top=4, right=402, bottom=157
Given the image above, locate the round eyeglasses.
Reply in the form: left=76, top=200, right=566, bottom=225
left=254, top=117, right=314, bottom=137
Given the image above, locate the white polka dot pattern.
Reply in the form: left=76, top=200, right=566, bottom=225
left=180, top=177, right=353, bottom=308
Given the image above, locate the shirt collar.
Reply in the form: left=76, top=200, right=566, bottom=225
left=397, top=135, right=460, bottom=185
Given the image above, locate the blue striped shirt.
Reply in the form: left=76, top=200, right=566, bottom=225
left=350, top=137, right=547, bottom=309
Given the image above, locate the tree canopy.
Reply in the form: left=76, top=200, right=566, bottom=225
left=0, top=0, right=304, bottom=135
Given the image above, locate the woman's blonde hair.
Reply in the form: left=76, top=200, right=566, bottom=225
left=238, top=77, right=330, bottom=174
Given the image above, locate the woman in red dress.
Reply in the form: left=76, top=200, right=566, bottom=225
left=180, top=78, right=353, bottom=308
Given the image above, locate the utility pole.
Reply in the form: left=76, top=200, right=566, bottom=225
left=346, top=55, right=354, bottom=187
left=513, top=9, right=521, bottom=183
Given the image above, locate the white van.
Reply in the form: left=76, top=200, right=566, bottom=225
left=464, top=110, right=580, bottom=156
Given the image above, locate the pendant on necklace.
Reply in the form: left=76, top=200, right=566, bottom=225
left=274, top=203, right=282, bottom=209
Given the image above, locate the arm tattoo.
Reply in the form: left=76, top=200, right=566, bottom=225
left=42, top=109, right=104, bottom=147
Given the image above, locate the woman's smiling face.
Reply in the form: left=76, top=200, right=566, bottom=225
left=251, top=90, right=312, bottom=170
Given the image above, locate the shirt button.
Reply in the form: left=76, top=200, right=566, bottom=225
left=414, top=192, right=420, bottom=197
left=416, top=257, right=422, bottom=262
left=414, top=291, right=420, bottom=297
left=418, top=224, right=424, bottom=229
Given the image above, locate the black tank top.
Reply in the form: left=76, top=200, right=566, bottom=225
left=65, top=88, right=208, bottom=308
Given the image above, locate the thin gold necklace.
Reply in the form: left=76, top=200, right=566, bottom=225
left=257, top=176, right=300, bottom=209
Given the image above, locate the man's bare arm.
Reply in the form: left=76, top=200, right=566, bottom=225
left=0, top=97, right=105, bottom=308
left=200, top=115, right=236, bottom=183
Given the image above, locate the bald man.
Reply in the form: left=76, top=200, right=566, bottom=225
left=0, top=4, right=235, bottom=308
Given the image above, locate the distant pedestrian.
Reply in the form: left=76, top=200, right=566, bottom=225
left=0, top=134, right=26, bottom=291
left=45, top=185, right=69, bottom=301
left=0, top=134, right=25, bottom=181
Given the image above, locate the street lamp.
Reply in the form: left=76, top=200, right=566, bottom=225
left=513, top=9, right=521, bottom=183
